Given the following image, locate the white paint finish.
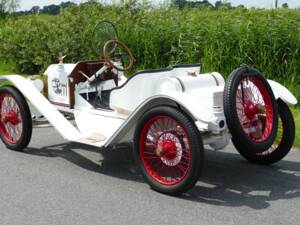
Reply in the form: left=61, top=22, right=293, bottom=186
left=110, top=66, right=218, bottom=113
left=176, top=73, right=219, bottom=92
left=106, top=93, right=226, bottom=146
left=74, top=93, right=128, bottom=119
left=211, top=72, right=226, bottom=86
left=190, top=86, right=225, bottom=109
left=172, top=66, right=201, bottom=76
left=27, top=78, right=44, bottom=92
left=44, top=64, right=76, bottom=77
left=167, top=92, right=214, bottom=122
left=44, top=64, right=76, bottom=105
left=110, top=68, right=224, bottom=125
left=74, top=108, right=125, bottom=142
left=110, top=66, right=203, bottom=112
left=268, top=79, right=298, bottom=105
left=156, top=77, right=183, bottom=94
left=74, top=92, right=94, bottom=109
left=0, top=75, right=81, bottom=141
left=110, top=70, right=173, bottom=111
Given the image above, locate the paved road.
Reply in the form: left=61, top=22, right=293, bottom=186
left=0, top=127, right=300, bottom=225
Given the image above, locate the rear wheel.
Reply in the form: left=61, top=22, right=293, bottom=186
left=134, top=106, right=204, bottom=195
left=224, top=66, right=278, bottom=154
left=0, top=86, right=32, bottom=151
left=237, top=99, right=295, bottom=165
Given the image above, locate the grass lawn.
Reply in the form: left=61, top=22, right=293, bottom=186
left=0, top=61, right=299, bottom=148
left=292, top=108, right=300, bottom=149
left=0, top=62, right=16, bottom=74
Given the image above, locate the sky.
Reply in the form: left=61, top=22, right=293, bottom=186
left=19, top=0, right=300, bottom=11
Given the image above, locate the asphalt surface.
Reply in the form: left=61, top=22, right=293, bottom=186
left=0, top=127, right=300, bottom=225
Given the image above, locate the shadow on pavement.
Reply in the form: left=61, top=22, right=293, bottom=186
left=26, top=142, right=300, bottom=209
left=184, top=150, right=300, bottom=209
left=26, top=142, right=141, bottom=182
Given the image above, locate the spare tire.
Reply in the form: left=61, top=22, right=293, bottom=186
left=224, top=66, right=278, bottom=154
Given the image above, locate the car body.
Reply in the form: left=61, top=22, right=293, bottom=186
left=1, top=62, right=296, bottom=147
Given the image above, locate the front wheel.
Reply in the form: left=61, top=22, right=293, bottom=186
left=134, top=106, right=204, bottom=195
left=237, top=99, right=295, bottom=165
left=0, top=86, right=32, bottom=151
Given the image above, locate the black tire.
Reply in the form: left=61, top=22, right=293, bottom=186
left=224, top=66, right=278, bottom=154
left=134, top=106, right=204, bottom=195
left=237, top=99, right=295, bottom=165
left=0, top=86, right=32, bottom=151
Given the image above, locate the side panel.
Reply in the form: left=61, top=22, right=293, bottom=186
left=0, top=75, right=81, bottom=140
left=105, top=94, right=219, bottom=147
left=268, top=79, right=297, bottom=105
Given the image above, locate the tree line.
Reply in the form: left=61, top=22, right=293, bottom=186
left=172, top=0, right=289, bottom=10
left=18, top=1, right=77, bottom=15
left=0, top=0, right=77, bottom=16
left=0, top=0, right=291, bottom=17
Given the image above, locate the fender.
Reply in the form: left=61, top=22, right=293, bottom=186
left=268, top=79, right=297, bottom=105
left=0, top=75, right=81, bottom=140
left=106, top=93, right=217, bottom=146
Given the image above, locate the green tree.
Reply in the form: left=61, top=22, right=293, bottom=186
left=60, top=1, right=77, bottom=9
left=215, top=0, right=232, bottom=9
left=282, top=3, right=288, bottom=8
left=40, top=4, right=60, bottom=15
left=171, top=0, right=187, bottom=10
left=30, top=6, right=40, bottom=14
left=189, top=0, right=213, bottom=8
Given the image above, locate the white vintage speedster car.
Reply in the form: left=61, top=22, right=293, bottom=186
left=0, top=23, right=297, bottom=195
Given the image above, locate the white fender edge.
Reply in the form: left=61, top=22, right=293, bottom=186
left=268, top=79, right=298, bottom=105
left=0, top=75, right=81, bottom=140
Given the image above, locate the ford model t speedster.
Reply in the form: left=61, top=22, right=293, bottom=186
left=0, top=21, right=297, bottom=195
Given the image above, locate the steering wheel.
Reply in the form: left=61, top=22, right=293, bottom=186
left=92, top=21, right=119, bottom=55
left=103, top=40, right=134, bottom=72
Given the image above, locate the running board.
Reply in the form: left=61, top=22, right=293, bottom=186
left=32, top=114, right=74, bottom=128
left=0, top=75, right=81, bottom=141
left=75, top=133, right=107, bottom=147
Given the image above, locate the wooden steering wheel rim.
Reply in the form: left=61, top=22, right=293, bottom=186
left=103, top=40, right=134, bottom=72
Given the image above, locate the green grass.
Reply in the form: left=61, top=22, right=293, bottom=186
left=0, top=61, right=16, bottom=74
left=292, top=108, right=300, bottom=149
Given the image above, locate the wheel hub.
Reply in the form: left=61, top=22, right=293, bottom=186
left=155, top=133, right=183, bottom=166
left=250, top=119, right=263, bottom=138
left=244, top=100, right=261, bottom=120
left=2, top=111, right=20, bottom=125
left=161, top=140, right=177, bottom=160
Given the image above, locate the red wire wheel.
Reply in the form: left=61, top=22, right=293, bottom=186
left=238, top=99, right=295, bottom=165
left=224, top=66, right=278, bottom=154
left=236, top=77, right=274, bottom=142
left=140, top=116, right=191, bottom=185
left=0, top=86, right=32, bottom=151
left=134, top=106, right=203, bottom=195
